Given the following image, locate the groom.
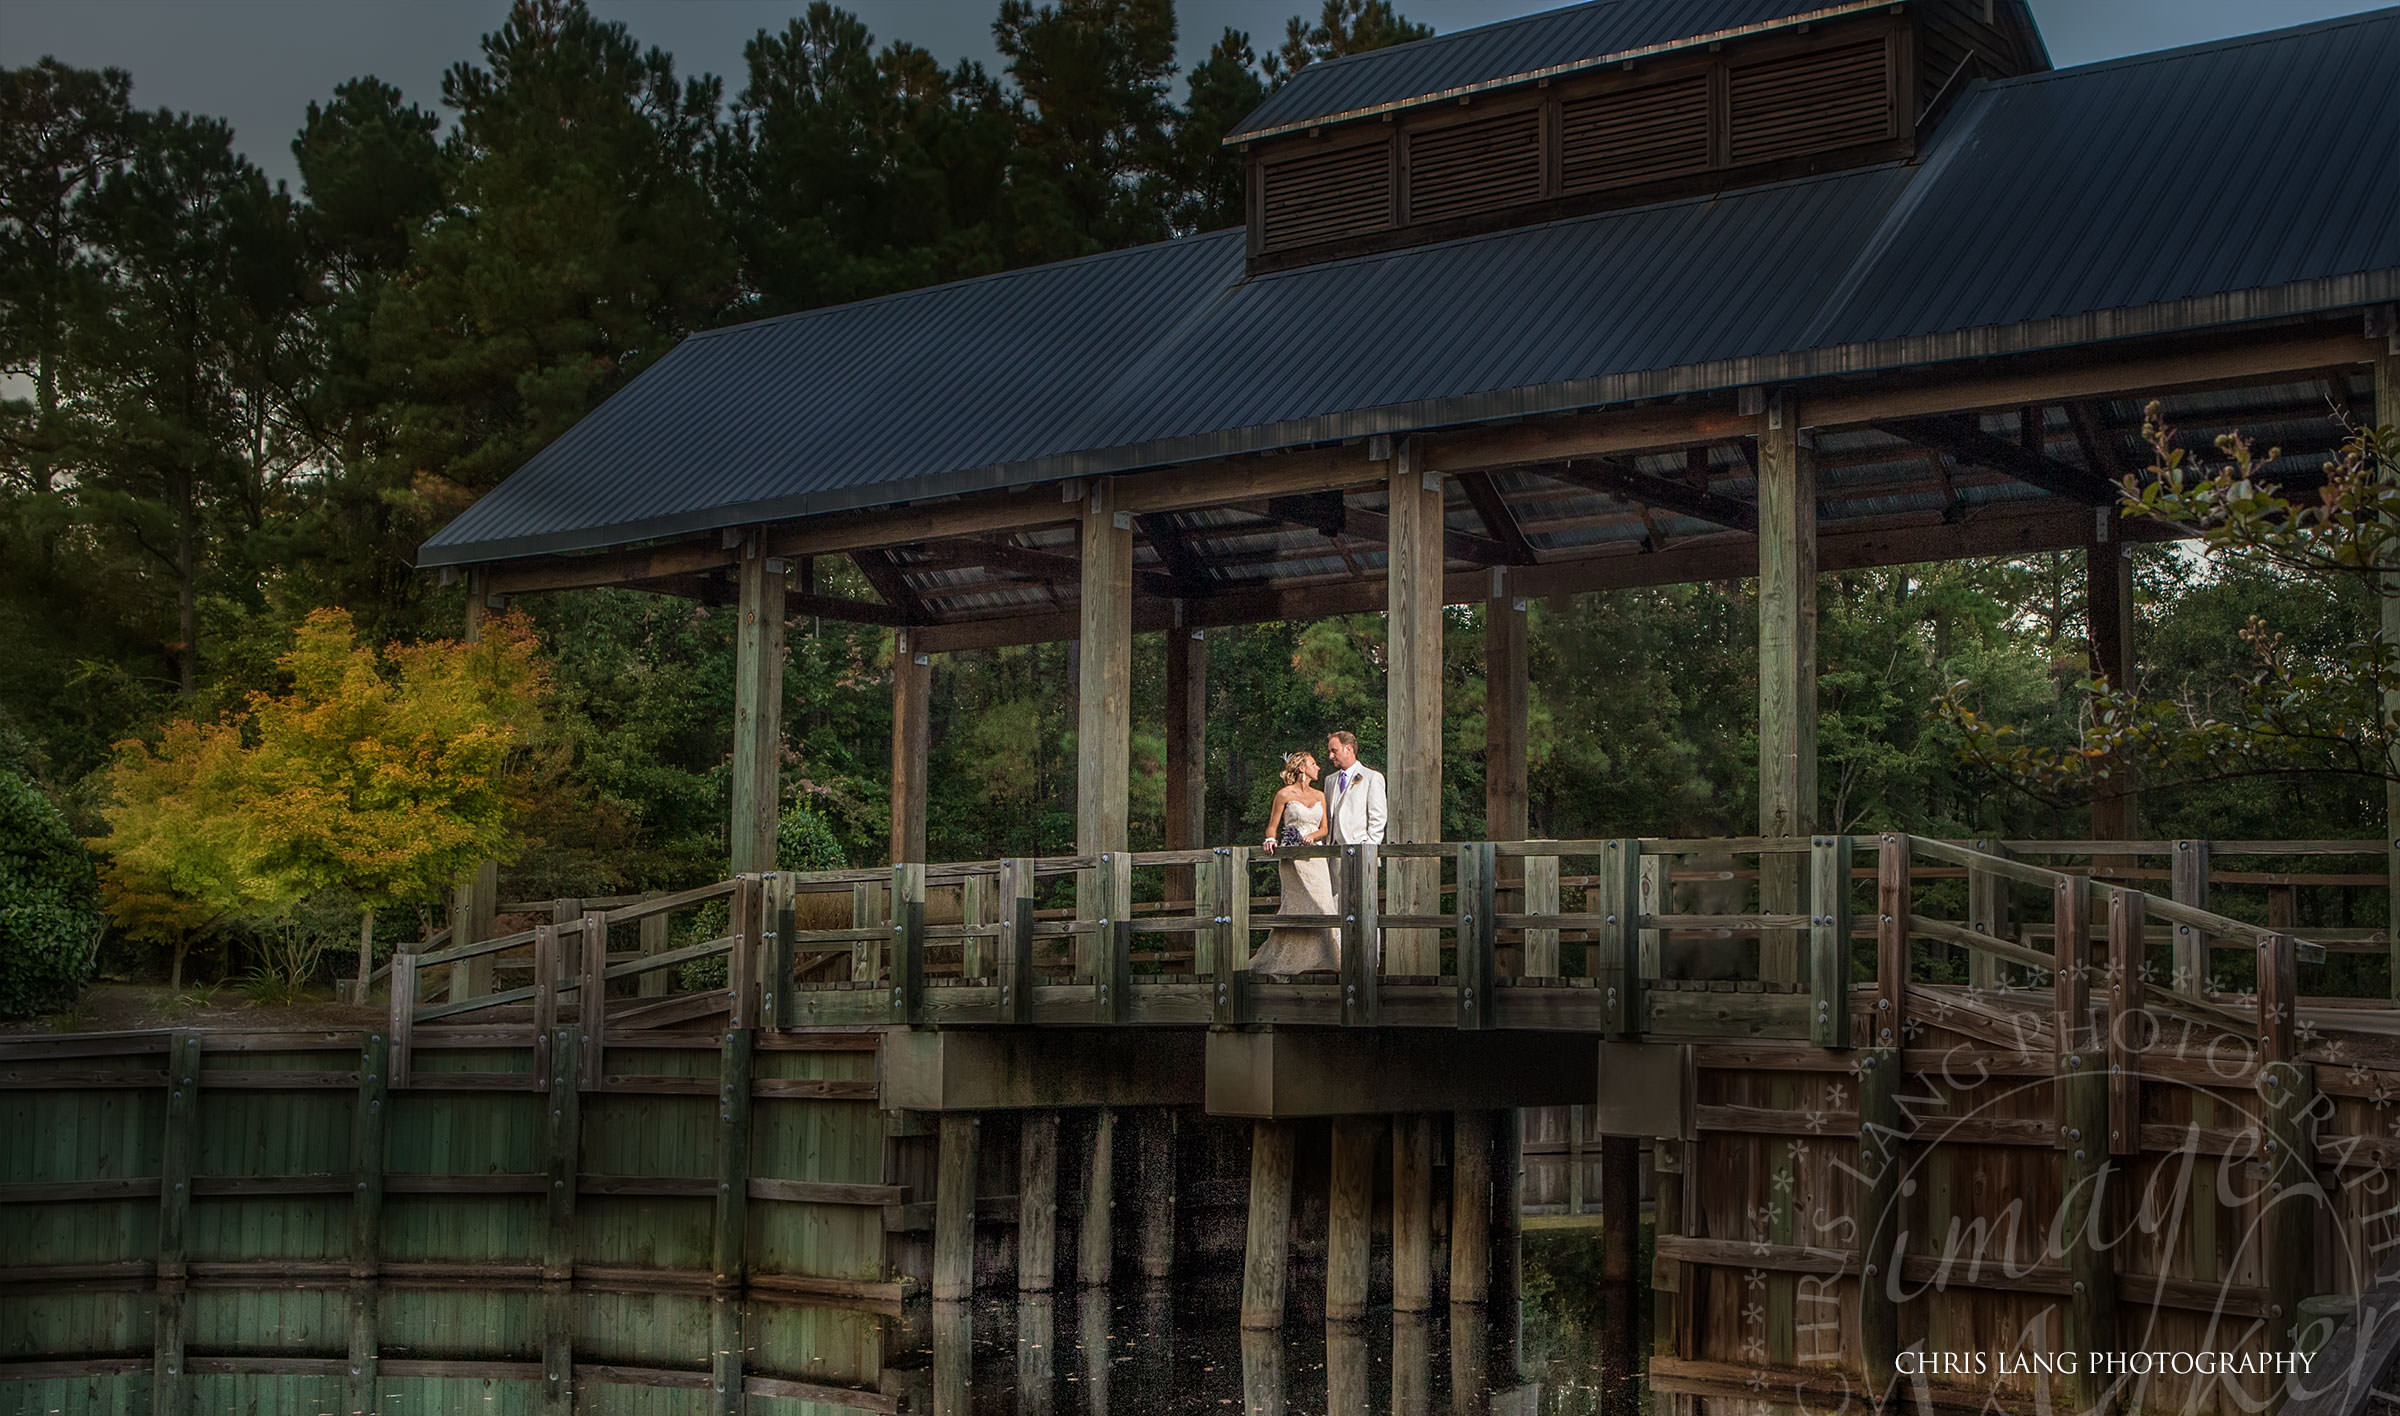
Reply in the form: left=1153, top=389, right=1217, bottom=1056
left=1323, top=730, right=1387, bottom=848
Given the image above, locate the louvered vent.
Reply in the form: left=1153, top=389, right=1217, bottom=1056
left=1406, top=111, right=1543, bottom=224
left=1560, top=76, right=1711, bottom=194
left=1260, top=143, right=1391, bottom=252
left=1727, top=40, right=1893, bottom=167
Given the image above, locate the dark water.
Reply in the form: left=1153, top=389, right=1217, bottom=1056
left=886, top=1239, right=1645, bottom=1416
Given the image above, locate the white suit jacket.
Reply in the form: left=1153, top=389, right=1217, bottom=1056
left=1325, top=763, right=1388, bottom=845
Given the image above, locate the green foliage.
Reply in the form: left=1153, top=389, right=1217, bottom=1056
left=1946, top=413, right=2400, bottom=811
left=0, top=768, right=101, bottom=1017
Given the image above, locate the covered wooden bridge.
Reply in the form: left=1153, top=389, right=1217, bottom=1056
left=18, top=4, right=2398, bottom=1416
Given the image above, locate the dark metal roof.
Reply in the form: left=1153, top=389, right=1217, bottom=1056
left=1230, top=0, right=1865, bottom=142
left=422, top=8, right=2400, bottom=569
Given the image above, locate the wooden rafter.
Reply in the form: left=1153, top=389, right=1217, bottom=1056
left=1243, top=496, right=1507, bottom=566
left=851, top=550, right=928, bottom=624
left=1135, top=514, right=1215, bottom=597
left=1541, top=459, right=1760, bottom=534
left=2065, top=401, right=2131, bottom=486
left=1455, top=472, right=1539, bottom=565
left=1873, top=414, right=2119, bottom=506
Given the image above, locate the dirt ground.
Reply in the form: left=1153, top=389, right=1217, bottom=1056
left=2, top=983, right=384, bottom=1036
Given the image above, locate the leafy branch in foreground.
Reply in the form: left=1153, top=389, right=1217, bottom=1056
left=1940, top=406, right=2400, bottom=807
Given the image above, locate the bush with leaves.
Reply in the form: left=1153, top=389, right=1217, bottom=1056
left=0, top=769, right=101, bottom=1016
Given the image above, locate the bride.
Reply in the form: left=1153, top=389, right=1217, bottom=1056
left=1248, top=750, right=1341, bottom=976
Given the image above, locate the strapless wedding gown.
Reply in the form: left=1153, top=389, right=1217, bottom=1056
left=1249, top=798, right=1340, bottom=975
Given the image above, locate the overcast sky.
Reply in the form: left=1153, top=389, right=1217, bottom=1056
left=4, top=0, right=2387, bottom=188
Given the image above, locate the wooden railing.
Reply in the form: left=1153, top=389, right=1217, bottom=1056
left=368, top=838, right=2383, bottom=1071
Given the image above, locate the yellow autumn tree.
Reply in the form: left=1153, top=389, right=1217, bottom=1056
left=101, top=608, right=548, bottom=984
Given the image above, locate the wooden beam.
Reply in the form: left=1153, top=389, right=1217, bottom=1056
left=909, top=500, right=2186, bottom=652
left=1386, top=444, right=1446, bottom=977
left=1246, top=495, right=1505, bottom=566
left=1874, top=415, right=2118, bottom=505
left=1424, top=404, right=1756, bottom=472
left=485, top=541, right=743, bottom=597
left=787, top=592, right=907, bottom=627
left=1542, top=460, right=1760, bottom=533
left=850, top=550, right=926, bottom=623
left=731, top=534, right=787, bottom=875
left=892, top=629, right=931, bottom=866
left=1457, top=472, right=1539, bottom=564
left=1757, top=396, right=1814, bottom=989
left=1137, top=514, right=1215, bottom=597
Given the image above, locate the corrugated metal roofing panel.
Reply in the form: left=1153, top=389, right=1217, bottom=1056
left=1229, top=0, right=1873, bottom=141
left=422, top=7, right=2400, bottom=568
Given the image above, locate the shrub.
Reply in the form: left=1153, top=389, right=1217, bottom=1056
left=0, top=770, right=102, bottom=1017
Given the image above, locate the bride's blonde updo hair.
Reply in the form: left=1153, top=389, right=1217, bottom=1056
left=1279, top=751, right=1318, bottom=788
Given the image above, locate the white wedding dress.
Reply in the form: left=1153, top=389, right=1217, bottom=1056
left=1249, top=798, right=1341, bottom=975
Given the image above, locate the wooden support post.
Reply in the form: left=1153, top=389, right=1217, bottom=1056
left=765, top=874, right=793, bottom=1030
left=931, top=1297, right=971, bottom=1416
left=1597, top=840, right=1645, bottom=1038
left=1001, top=859, right=1034, bottom=1025
left=532, top=923, right=560, bottom=1091
left=731, top=531, right=788, bottom=875
left=889, top=863, right=926, bottom=1025
left=1873, top=834, right=1911, bottom=1049
left=1387, top=442, right=1445, bottom=976
left=934, top=1112, right=979, bottom=1301
left=1600, top=1135, right=1639, bottom=1287
left=1651, top=1137, right=1689, bottom=1364
left=1758, top=394, right=1817, bottom=988
left=639, top=893, right=669, bottom=999
left=892, top=627, right=931, bottom=865
left=1638, top=856, right=1664, bottom=982
left=1326, top=1320, right=1368, bottom=1416
left=450, top=583, right=501, bottom=1006
left=152, top=1031, right=201, bottom=1416
left=711, top=1026, right=753, bottom=1284
left=346, top=1031, right=388, bottom=1415
left=1393, top=1114, right=1434, bottom=1313
left=1455, top=843, right=1495, bottom=1029
left=850, top=878, right=885, bottom=983
left=1077, top=479, right=1133, bottom=946
left=1020, top=1111, right=1060, bottom=1292
left=2055, top=876, right=2093, bottom=1055
left=1240, top=1120, right=1297, bottom=1330
left=2260, top=931, right=2300, bottom=1065
left=1338, top=844, right=1380, bottom=1026
left=1078, top=1108, right=1116, bottom=1286
left=1522, top=849, right=1560, bottom=979
left=728, top=876, right=761, bottom=1031
left=2170, top=839, right=2211, bottom=993
left=1326, top=1117, right=1375, bottom=1323
left=1393, top=1313, right=1433, bottom=1416
left=1451, top=1111, right=1492, bottom=1303
left=353, top=907, right=374, bottom=1002
left=2261, top=1059, right=2319, bottom=1344
left=2106, top=887, right=2144, bottom=1156
left=2059, top=1051, right=2116, bottom=1413
left=1242, top=1327, right=1289, bottom=1416
left=1856, top=1049, right=1902, bottom=1403
left=1137, top=1109, right=1176, bottom=1280
left=960, top=871, right=990, bottom=981
left=387, top=951, right=416, bottom=1091
left=1967, top=840, right=2011, bottom=992
left=544, top=1027, right=580, bottom=1283
left=579, top=910, right=608, bottom=1087
left=1166, top=622, right=1207, bottom=906
left=2086, top=529, right=2138, bottom=845
left=1485, top=573, right=1530, bottom=933
left=1809, top=835, right=1852, bottom=1048
left=1217, top=846, right=1254, bottom=1023
left=1097, top=854, right=1132, bottom=1024
left=2382, top=353, right=2400, bottom=1002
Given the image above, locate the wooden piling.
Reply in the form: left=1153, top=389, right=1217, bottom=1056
left=1326, top=1318, right=1369, bottom=1416
left=1450, top=1111, right=1492, bottom=1303
left=151, top=1031, right=201, bottom=1416
left=2059, top=1052, right=2116, bottom=1413
left=1137, top=1108, right=1177, bottom=1280
left=2262, top=1059, right=2319, bottom=1345
left=1600, top=1134, right=1639, bottom=1286
left=1757, top=392, right=1817, bottom=987
left=1393, top=1114, right=1435, bottom=1313
left=1078, top=1107, right=1116, bottom=1286
left=1020, top=1111, right=1060, bottom=1292
left=935, top=1112, right=979, bottom=1301
left=1856, top=1049, right=1902, bottom=1402
left=346, top=1031, right=388, bottom=1414
left=1240, top=1120, right=1297, bottom=1329
left=1327, top=1116, right=1375, bottom=1322
left=2107, top=887, right=2145, bottom=1155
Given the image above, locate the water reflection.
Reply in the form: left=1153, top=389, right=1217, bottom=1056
left=903, top=1238, right=1637, bottom=1415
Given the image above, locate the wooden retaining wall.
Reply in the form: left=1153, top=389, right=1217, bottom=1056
left=0, top=1026, right=895, bottom=1416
